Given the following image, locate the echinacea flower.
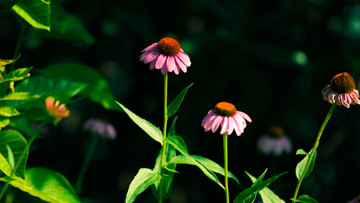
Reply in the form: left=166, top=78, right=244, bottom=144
left=201, top=102, right=252, bottom=136
left=322, top=72, right=360, bottom=108
left=257, top=126, right=292, bottom=156
left=83, top=118, right=117, bottom=140
left=45, top=96, right=70, bottom=119
left=139, top=37, right=191, bottom=75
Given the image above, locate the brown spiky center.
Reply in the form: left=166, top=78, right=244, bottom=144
left=157, top=37, right=180, bottom=56
left=268, top=126, right=285, bottom=138
left=213, top=102, right=237, bottom=117
left=330, top=72, right=356, bottom=94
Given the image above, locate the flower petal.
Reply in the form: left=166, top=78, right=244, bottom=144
left=177, top=50, right=191, bottom=67
left=211, top=115, right=223, bottom=133
left=155, top=54, right=166, bottom=69
left=166, top=56, right=176, bottom=72
left=220, top=117, right=229, bottom=135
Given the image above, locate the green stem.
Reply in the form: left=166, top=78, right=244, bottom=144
left=292, top=104, right=336, bottom=202
left=0, top=121, right=48, bottom=200
left=10, top=19, right=26, bottom=72
left=223, top=134, right=229, bottom=203
left=158, top=73, right=169, bottom=203
left=75, top=134, right=99, bottom=194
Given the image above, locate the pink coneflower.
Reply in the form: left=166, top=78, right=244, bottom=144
left=139, top=37, right=191, bottom=75
left=322, top=72, right=360, bottom=108
left=45, top=96, right=70, bottom=119
left=257, top=126, right=292, bottom=156
left=201, top=102, right=252, bottom=136
left=83, top=118, right=117, bottom=140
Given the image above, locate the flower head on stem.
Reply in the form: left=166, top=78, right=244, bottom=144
left=140, top=37, right=191, bottom=75
left=257, top=126, right=292, bottom=156
left=45, top=96, right=70, bottom=119
left=322, top=72, right=360, bottom=108
left=83, top=118, right=117, bottom=140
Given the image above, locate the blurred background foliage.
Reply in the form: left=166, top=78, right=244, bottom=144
left=1, top=0, right=360, bottom=202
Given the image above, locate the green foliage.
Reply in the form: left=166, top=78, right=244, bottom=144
left=0, top=130, right=27, bottom=179
left=0, top=92, right=37, bottom=101
left=0, top=107, right=20, bottom=117
left=0, top=67, right=32, bottom=83
left=296, top=148, right=317, bottom=180
left=116, top=101, right=163, bottom=144
left=1, top=167, right=81, bottom=203
left=169, top=154, right=239, bottom=184
left=0, top=117, right=10, bottom=130
left=41, top=63, right=118, bottom=110
left=233, top=170, right=287, bottom=203
left=291, top=194, right=318, bottom=203
left=166, top=135, right=224, bottom=189
left=246, top=171, right=285, bottom=203
left=167, top=83, right=193, bottom=118
left=125, top=168, right=161, bottom=203
left=12, top=0, right=51, bottom=31
left=5, top=144, right=15, bottom=170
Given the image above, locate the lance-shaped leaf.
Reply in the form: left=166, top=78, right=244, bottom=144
left=0, top=106, right=20, bottom=117
left=0, top=117, right=10, bottom=129
left=166, top=135, right=224, bottom=189
left=116, top=102, right=163, bottom=145
left=167, top=83, right=193, bottom=118
left=233, top=170, right=287, bottom=203
left=12, top=0, right=51, bottom=31
left=0, top=167, right=81, bottom=203
left=0, top=92, right=37, bottom=101
left=291, top=194, right=318, bottom=203
left=0, top=130, right=27, bottom=179
left=296, top=148, right=317, bottom=180
left=0, top=67, right=32, bottom=83
left=0, top=56, right=19, bottom=67
left=246, top=171, right=286, bottom=203
left=126, top=168, right=161, bottom=203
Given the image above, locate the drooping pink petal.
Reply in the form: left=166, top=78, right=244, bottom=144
left=141, top=43, right=158, bottom=52
left=149, top=55, right=158, bottom=70
left=106, top=124, right=117, bottom=139
left=178, top=50, right=191, bottom=66
left=220, top=117, right=229, bottom=135
left=237, top=111, right=252, bottom=123
left=166, top=56, right=176, bottom=72
left=155, top=54, right=166, bottom=69
left=142, top=50, right=160, bottom=64
left=211, top=115, right=223, bottom=133
left=174, top=56, right=187, bottom=73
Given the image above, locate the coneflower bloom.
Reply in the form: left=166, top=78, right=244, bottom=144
left=83, top=118, right=117, bottom=140
left=139, top=37, right=191, bottom=75
left=257, top=126, right=292, bottom=156
left=201, top=102, right=252, bottom=136
left=322, top=72, right=360, bottom=108
left=45, top=96, right=70, bottom=119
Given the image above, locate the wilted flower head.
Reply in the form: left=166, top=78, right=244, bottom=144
left=201, top=102, right=252, bottom=136
left=83, top=118, right=117, bottom=140
left=322, top=72, right=360, bottom=108
left=139, top=37, right=191, bottom=75
left=45, top=96, right=70, bottom=119
left=257, top=126, right=292, bottom=156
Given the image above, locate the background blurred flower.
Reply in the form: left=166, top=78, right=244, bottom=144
left=347, top=195, right=360, bottom=203
left=201, top=102, right=252, bottom=136
left=139, top=37, right=191, bottom=75
left=257, top=126, right=292, bottom=156
left=322, top=72, right=360, bottom=108
left=83, top=118, right=117, bottom=140
left=45, top=96, right=70, bottom=119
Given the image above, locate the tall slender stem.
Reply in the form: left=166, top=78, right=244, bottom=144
left=223, top=134, right=229, bottom=203
left=158, top=73, right=169, bottom=203
left=75, top=134, right=99, bottom=194
left=292, top=104, right=336, bottom=202
left=0, top=121, right=48, bottom=200
left=10, top=19, right=26, bottom=72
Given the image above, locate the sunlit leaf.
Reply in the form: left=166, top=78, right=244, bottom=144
left=126, top=168, right=161, bottom=203
left=291, top=194, right=318, bottom=203
left=0, top=56, right=19, bottom=66
left=116, top=102, right=163, bottom=145
left=0, top=106, right=20, bottom=117
left=296, top=149, right=307, bottom=155
left=246, top=171, right=286, bottom=203
left=41, top=63, right=118, bottom=110
left=5, top=144, right=15, bottom=169
left=296, top=148, right=317, bottom=180
left=167, top=83, right=193, bottom=118
left=0, top=130, right=27, bottom=179
left=0, top=67, right=32, bottom=83
left=1, top=167, right=81, bottom=203
left=166, top=135, right=224, bottom=189
left=0, top=117, right=10, bottom=129
left=12, top=0, right=51, bottom=31
left=0, top=92, right=37, bottom=101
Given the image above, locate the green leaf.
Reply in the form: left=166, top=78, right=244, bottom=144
left=0, top=130, right=27, bottom=179
left=0, top=106, right=20, bottom=117
left=1, top=167, right=81, bottom=203
left=0, top=56, right=19, bottom=66
left=296, top=148, right=317, bottom=180
left=39, top=3, right=95, bottom=44
left=12, top=0, right=51, bottom=31
left=233, top=171, right=287, bottom=203
left=116, top=102, right=163, bottom=145
left=126, top=168, right=161, bottom=203
left=0, top=117, right=10, bottom=129
left=167, top=83, right=193, bottom=118
left=291, top=194, right=318, bottom=203
left=166, top=135, right=224, bottom=189
left=246, top=171, right=286, bottom=203
left=41, top=63, right=118, bottom=110
left=169, top=154, right=239, bottom=185
left=296, top=149, right=307, bottom=155
left=5, top=144, right=15, bottom=170
left=0, top=67, right=32, bottom=83
left=1, top=76, right=86, bottom=109
left=0, top=92, right=37, bottom=100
